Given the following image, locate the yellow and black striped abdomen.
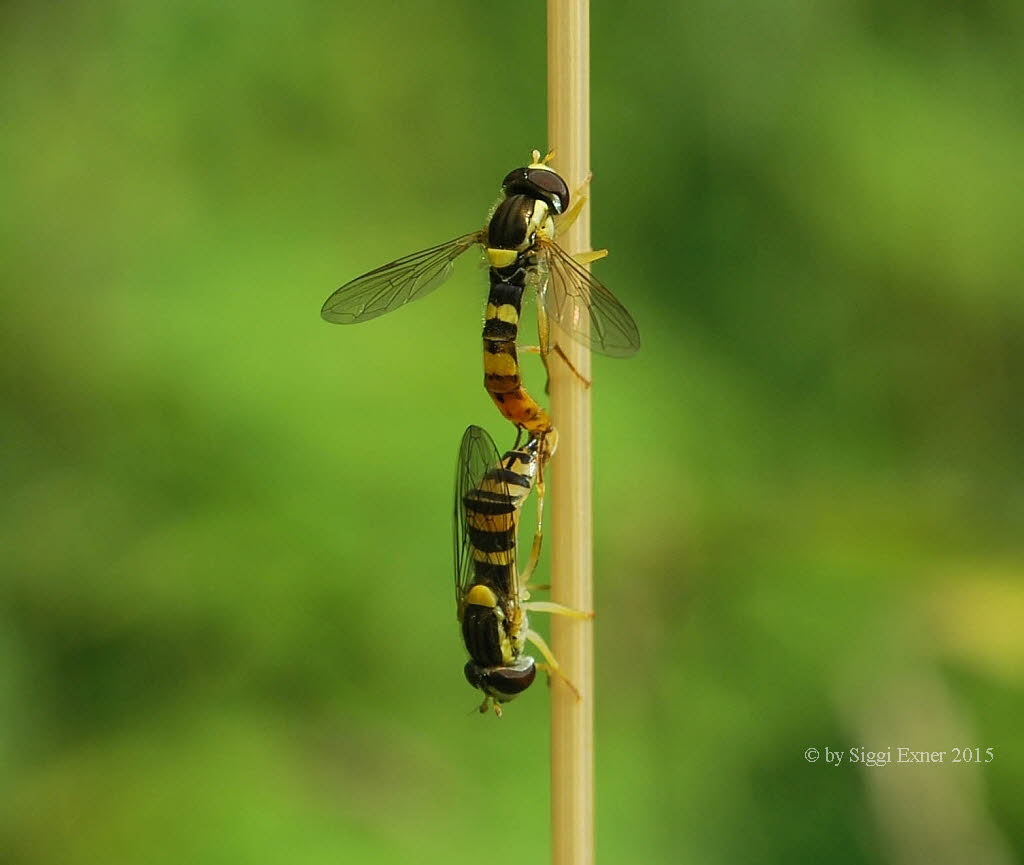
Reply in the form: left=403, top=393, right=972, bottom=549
left=460, top=441, right=538, bottom=669
left=482, top=267, right=553, bottom=437
left=462, top=446, right=537, bottom=597
left=462, top=442, right=540, bottom=671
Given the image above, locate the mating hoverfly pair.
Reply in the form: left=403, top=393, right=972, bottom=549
left=322, top=151, right=639, bottom=714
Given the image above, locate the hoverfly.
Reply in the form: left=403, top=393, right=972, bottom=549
left=321, top=150, right=640, bottom=449
left=454, top=424, right=591, bottom=716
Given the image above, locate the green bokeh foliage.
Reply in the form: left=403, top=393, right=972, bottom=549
left=2, top=1, right=1022, bottom=863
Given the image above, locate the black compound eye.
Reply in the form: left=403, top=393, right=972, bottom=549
left=484, top=660, right=537, bottom=698
left=501, top=165, right=570, bottom=215
left=525, top=168, right=570, bottom=214
left=464, top=662, right=484, bottom=690
left=502, top=167, right=528, bottom=192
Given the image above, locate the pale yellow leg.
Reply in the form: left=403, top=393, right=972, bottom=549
left=536, top=303, right=591, bottom=392
left=535, top=292, right=555, bottom=394
left=518, top=343, right=568, bottom=396
left=529, top=630, right=582, bottom=702
left=537, top=255, right=596, bottom=388
left=527, top=629, right=558, bottom=667
left=518, top=511, right=543, bottom=587
left=526, top=433, right=556, bottom=600
left=554, top=173, right=593, bottom=234
left=518, top=432, right=549, bottom=588
left=474, top=694, right=503, bottom=717
left=522, top=600, right=594, bottom=619
left=537, top=664, right=582, bottom=700
left=573, top=248, right=609, bottom=265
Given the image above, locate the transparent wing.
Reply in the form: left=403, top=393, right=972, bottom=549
left=321, top=231, right=484, bottom=324
left=537, top=239, right=641, bottom=357
left=453, top=425, right=516, bottom=613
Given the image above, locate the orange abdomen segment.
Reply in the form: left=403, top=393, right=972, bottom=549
left=486, top=381, right=552, bottom=436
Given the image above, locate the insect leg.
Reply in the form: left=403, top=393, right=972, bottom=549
left=527, top=630, right=582, bottom=701
left=535, top=291, right=556, bottom=395
left=572, top=248, right=608, bottom=266
left=522, top=600, right=594, bottom=619
left=472, top=694, right=502, bottom=717
left=538, top=256, right=597, bottom=389
left=519, top=422, right=560, bottom=590
left=533, top=426, right=560, bottom=535
left=518, top=467, right=545, bottom=586
left=518, top=530, right=543, bottom=587
left=553, top=172, right=593, bottom=234
left=551, top=344, right=592, bottom=389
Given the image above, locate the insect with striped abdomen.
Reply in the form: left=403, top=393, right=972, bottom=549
left=321, top=150, right=640, bottom=454
left=454, top=424, right=591, bottom=716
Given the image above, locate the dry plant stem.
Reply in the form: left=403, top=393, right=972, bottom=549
left=547, top=2, right=594, bottom=864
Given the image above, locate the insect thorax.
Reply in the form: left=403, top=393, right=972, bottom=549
left=486, top=195, right=554, bottom=261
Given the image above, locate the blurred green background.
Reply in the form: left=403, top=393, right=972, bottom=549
left=2, top=1, right=1023, bottom=863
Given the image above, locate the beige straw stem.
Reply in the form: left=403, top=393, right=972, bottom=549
left=547, top=2, right=594, bottom=864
